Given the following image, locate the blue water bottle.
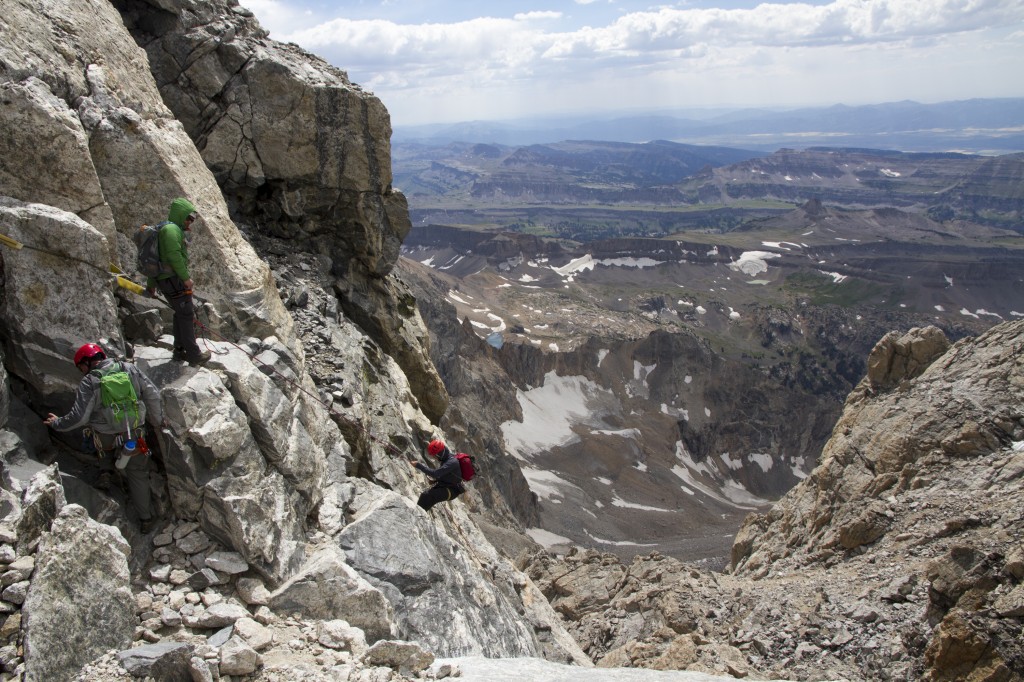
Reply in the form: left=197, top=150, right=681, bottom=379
left=117, top=440, right=136, bottom=470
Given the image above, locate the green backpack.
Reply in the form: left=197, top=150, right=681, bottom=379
left=92, top=362, right=141, bottom=429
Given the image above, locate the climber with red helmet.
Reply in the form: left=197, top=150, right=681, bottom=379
left=44, top=343, right=165, bottom=533
left=409, top=439, right=464, bottom=511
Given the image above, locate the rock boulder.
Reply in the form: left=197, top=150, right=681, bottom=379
left=22, top=505, right=135, bottom=682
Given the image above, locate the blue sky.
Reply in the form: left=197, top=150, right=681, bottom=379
left=243, top=0, right=1024, bottom=126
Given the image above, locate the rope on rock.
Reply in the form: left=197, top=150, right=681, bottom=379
left=192, top=319, right=415, bottom=461
left=1, top=230, right=154, bottom=299
left=0, top=233, right=23, bottom=250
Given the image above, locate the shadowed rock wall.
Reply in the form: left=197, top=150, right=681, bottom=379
left=113, top=0, right=448, bottom=423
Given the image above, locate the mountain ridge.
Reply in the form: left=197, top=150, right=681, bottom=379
left=398, top=143, right=1024, bottom=234
left=394, top=98, right=1024, bottom=153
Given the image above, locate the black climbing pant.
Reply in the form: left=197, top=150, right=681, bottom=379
left=158, top=275, right=202, bottom=359
left=92, top=430, right=153, bottom=523
left=417, top=483, right=463, bottom=511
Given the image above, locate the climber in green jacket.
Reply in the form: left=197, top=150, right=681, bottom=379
left=146, top=197, right=210, bottom=365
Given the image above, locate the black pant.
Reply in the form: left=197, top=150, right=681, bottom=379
left=158, top=276, right=201, bottom=358
left=417, top=483, right=463, bottom=511
left=92, top=430, right=152, bottom=522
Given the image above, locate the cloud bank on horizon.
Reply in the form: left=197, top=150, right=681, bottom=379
left=244, top=0, right=1024, bottom=126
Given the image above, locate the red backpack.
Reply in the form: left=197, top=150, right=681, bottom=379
left=456, top=453, right=477, bottom=482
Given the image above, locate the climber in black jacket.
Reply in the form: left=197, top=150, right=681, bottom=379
left=409, top=439, right=464, bottom=511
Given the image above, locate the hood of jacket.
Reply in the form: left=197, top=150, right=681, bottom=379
left=167, top=197, right=196, bottom=229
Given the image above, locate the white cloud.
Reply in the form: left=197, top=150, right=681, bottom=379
left=244, top=0, right=317, bottom=35
left=289, top=1, right=1022, bottom=65
left=251, top=0, right=1024, bottom=124
left=286, top=15, right=557, bottom=76
left=514, top=11, right=563, bottom=21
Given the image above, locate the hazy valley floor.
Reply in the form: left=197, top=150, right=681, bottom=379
left=535, top=500, right=754, bottom=569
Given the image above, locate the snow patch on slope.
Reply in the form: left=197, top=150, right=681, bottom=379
left=502, top=373, right=617, bottom=459
left=729, top=251, right=781, bottom=276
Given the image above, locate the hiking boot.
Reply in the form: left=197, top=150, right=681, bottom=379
left=171, top=348, right=188, bottom=361
left=187, top=350, right=212, bottom=366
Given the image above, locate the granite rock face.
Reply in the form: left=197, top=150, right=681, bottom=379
left=0, top=0, right=293, bottom=373
left=337, top=488, right=541, bottom=657
left=0, top=200, right=124, bottom=401
left=115, top=0, right=448, bottom=423
left=0, top=1, right=587, bottom=678
left=23, top=504, right=135, bottom=682
left=865, top=325, right=951, bottom=391
left=733, top=323, right=1020, bottom=572
left=267, top=543, right=395, bottom=643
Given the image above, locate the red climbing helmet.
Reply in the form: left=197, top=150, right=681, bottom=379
left=427, top=440, right=446, bottom=457
left=73, top=343, right=106, bottom=366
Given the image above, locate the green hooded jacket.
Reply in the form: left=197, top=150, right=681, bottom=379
left=147, top=198, right=195, bottom=286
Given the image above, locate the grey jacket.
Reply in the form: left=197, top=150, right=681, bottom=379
left=50, top=358, right=163, bottom=435
left=415, top=447, right=464, bottom=488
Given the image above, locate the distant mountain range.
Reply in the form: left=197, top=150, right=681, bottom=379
left=393, top=98, right=1024, bottom=154
left=394, top=141, right=1024, bottom=236
left=392, top=139, right=766, bottom=206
